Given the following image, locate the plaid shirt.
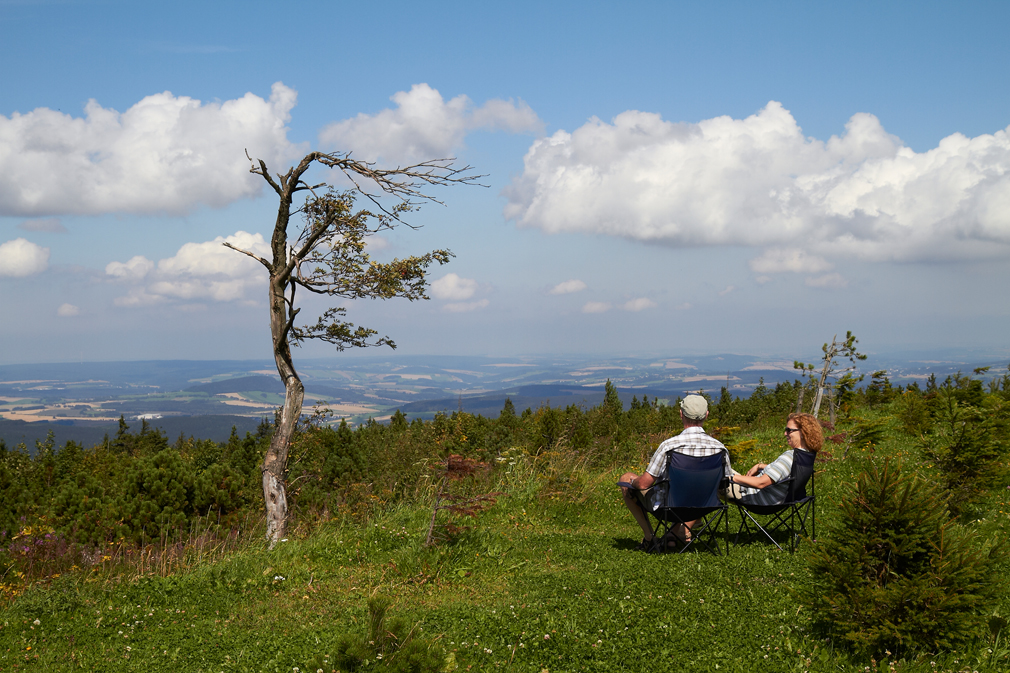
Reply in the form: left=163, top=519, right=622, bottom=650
left=640, top=426, right=730, bottom=511
left=645, top=426, right=731, bottom=478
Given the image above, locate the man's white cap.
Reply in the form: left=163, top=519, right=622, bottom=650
left=680, top=394, right=708, bottom=420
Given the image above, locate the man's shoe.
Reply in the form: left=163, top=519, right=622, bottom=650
left=632, top=537, right=654, bottom=552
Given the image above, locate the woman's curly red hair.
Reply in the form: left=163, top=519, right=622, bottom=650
left=787, top=412, right=823, bottom=452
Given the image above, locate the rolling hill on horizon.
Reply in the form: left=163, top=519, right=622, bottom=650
left=2, top=350, right=1008, bottom=450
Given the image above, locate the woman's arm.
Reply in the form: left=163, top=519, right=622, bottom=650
left=731, top=472, right=773, bottom=489
left=746, top=463, right=767, bottom=477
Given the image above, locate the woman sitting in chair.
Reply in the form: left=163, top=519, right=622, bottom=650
left=724, top=412, right=822, bottom=506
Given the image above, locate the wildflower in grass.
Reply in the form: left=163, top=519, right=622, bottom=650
left=544, top=634, right=550, bottom=640
left=33, top=619, right=40, bottom=626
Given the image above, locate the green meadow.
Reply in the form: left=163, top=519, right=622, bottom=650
left=2, top=375, right=1009, bottom=672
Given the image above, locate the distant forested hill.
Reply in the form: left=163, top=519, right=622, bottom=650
left=0, top=415, right=265, bottom=452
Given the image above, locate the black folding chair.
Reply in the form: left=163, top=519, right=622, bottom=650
left=647, top=451, right=730, bottom=555
left=733, top=448, right=815, bottom=552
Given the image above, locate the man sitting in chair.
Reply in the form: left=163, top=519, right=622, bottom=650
left=723, top=412, right=822, bottom=505
left=618, top=395, right=732, bottom=551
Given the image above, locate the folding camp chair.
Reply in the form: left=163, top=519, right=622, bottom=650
left=645, top=451, right=730, bottom=555
left=733, top=448, right=815, bottom=552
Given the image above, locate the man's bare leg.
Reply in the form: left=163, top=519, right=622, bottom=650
left=619, top=472, right=654, bottom=540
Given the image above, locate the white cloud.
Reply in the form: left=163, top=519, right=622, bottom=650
left=675, top=302, right=693, bottom=310
left=18, top=218, right=66, bottom=233
left=107, top=231, right=269, bottom=306
left=57, top=303, right=80, bottom=316
left=719, top=285, right=735, bottom=296
left=0, top=82, right=301, bottom=216
left=430, top=272, right=478, bottom=301
left=550, top=279, right=587, bottom=295
left=749, top=248, right=833, bottom=275
left=582, top=301, right=611, bottom=313
left=444, top=298, right=489, bottom=313
left=0, top=238, right=49, bottom=277
left=622, top=297, right=656, bottom=311
left=319, top=83, right=543, bottom=163
left=105, top=255, right=155, bottom=281
left=805, top=273, right=848, bottom=288
left=504, top=102, right=1010, bottom=264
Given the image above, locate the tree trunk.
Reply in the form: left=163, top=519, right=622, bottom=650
left=811, top=335, right=837, bottom=418
left=263, top=273, right=304, bottom=547
left=795, top=387, right=805, bottom=414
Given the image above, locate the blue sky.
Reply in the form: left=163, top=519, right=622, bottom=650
left=2, top=0, right=1010, bottom=365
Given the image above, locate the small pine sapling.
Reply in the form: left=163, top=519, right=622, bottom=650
left=801, top=459, right=1004, bottom=658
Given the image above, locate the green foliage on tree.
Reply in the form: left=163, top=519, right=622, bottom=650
left=603, top=379, right=622, bottom=415
left=801, top=459, right=1004, bottom=657
left=895, top=388, right=932, bottom=436
left=921, top=385, right=1009, bottom=514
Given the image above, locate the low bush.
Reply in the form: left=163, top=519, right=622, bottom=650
left=921, top=387, right=1010, bottom=515
left=801, top=458, right=1004, bottom=657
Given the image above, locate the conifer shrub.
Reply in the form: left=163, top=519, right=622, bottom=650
left=115, top=448, right=197, bottom=543
left=800, top=459, right=1004, bottom=657
left=895, top=388, right=932, bottom=436
left=193, top=462, right=248, bottom=519
left=921, top=387, right=1009, bottom=514
left=331, top=596, right=447, bottom=672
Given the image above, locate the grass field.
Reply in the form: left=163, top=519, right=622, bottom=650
left=3, top=411, right=1009, bottom=672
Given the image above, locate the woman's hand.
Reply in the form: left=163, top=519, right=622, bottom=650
left=746, top=463, right=767, bottom=477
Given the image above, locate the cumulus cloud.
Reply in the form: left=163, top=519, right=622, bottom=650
left=320, top=83, right=543, bottom=163
left=805, top=273, right=848, bottom=288
left=504, top=102, right=1010, bottom=265
left=0, top=83, right=301, bottom=216
left=550, top=279, right=587, bottom=295
left=749, top=248, right=833, bottom=274
left=106, top=231, right=269, bottom=306
left=0, top=238, right=49, bottom=277
left=582, top=301, right=611, bottom=313
left=622, top=297, right=656, bottom=311
left=57, top=303, right=80, bottom=316
left=444, top=299, right=489, bottom=313
left=719, top=285, right=735, bottom=296
left=430, top=272, right=478, bottom=301
left=106, top=255, right=155, bottom=281
left=18, top=218, right=66, bottom=233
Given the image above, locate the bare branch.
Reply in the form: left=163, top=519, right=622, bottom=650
left=222, top=241, right=271, bottom=271
left=247, top=150, right=283, bottom=196
left=313, top=152, right=487, bottom=223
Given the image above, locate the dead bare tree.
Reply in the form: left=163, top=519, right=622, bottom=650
left=795, top=331, right=867, bottom=419
left=227, top=150, right=482, bottom=546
